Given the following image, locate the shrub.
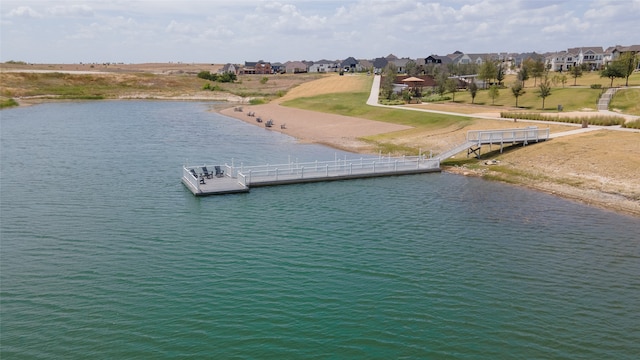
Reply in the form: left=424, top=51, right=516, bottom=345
left=260, top=77, right=269, bottom=84
left=202, top=83, right=223, bottom=91
left=249, top=98, right=266, bottom=105
left=379, top=99, right=405, bottom=105
left=622, top=119, right=640, bottom=129
left=590, top=84, right=602, bottom=89
left=422, top=94, right=451, bottom=102
left=0, top=98, right=19, bottom=109
left=500, top=112, right=625, bottom=126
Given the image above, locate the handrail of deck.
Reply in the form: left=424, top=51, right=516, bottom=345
left=236, top=156, right=439, bottom=186
left=467, top=126, right=549, bottom=145
left=182, top=166, right=201, bottom=192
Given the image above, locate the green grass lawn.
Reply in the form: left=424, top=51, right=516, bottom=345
left=610, top=88, right=640, bottom=115
left=452, top=86, right=602, bottom=111
left=282, top=91, right=471, bottom=129
left=437, top=72, right=640, bottom=112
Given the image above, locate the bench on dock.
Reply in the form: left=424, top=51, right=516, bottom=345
left=202, top=166, right=214, bottom=179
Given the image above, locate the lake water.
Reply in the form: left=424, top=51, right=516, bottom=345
left=1, top=101, right=639, bottom=359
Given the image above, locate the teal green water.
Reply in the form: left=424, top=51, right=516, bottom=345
left=1, top=101, right=639, bottom=359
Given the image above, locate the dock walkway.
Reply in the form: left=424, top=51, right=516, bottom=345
left=183, top=155, right=441, bottom=196
left=436, top=126, right=550, bottom=161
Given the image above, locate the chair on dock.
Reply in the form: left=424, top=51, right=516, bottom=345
left=190, top=169, right=198, bottom=179
left=202, top=166, right=214, bottom=179
left=214, top=166, right=225, bottom=178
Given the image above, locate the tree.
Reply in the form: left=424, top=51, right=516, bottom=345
left=445, top=78, right=458, bottom=102
left=468, top=82, right=478, bottom=104
left=517, top=66, right=529, bottom=88
left=405, top=60, right=418, bottom=77
left=496, top=64, right=505, bottom=86
left=617, top=52, right=639, bottom=86
left=478, top=60, right=497, bottom=89
left=600, top=61, right=626, bottom=87
left=530, top=59, right=545, bottom=87
left=488, top=85, right=499, bottom=105
left=511, top=80, right=525, bottom=107
left=435, top=72, right=448, bottom=96
left=570, top=65, right=583, bottom=86
left=538, top=76, right=552, bottom=109
left=380, top=63, right=398, bottom=99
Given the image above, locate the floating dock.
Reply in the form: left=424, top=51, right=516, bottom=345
left=182, top=155, right=441, bottom=196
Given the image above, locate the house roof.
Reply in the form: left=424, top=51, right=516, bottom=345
left=567, top=47, right=604, bottom=55
left=426, top=55, right=452, bottom=64
left=341, top=57, right=358, bottom=67
left=372, top=57, right=388, bottom=68
left=392, top=58, right=411, bottom=67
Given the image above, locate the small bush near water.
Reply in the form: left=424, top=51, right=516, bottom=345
left=1, top=98, right=19, bottom=109
left=501, top=112, right=625, bottom=126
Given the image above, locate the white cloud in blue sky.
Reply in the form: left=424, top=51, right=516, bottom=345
left=1, top=0, right=638, bottom=63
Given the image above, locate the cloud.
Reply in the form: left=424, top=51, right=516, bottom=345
left=7, top=6, right=42, bottom=18
left=166, top=20, right=196, bottom=34
left=47, top=4, right=94, bottom=17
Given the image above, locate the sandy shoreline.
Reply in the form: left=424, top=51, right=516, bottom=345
left=220, top=103, right=412, bottom=154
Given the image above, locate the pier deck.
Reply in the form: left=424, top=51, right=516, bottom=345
left=464, top=126, right=549, bottom=159
left=183, top=155, right=441, bottom=196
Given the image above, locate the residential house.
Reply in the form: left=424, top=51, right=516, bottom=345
left=568, top=47, right=605, bottom=70
left=271, top=62, right=285, bottom=74
left=241, top=60, right=272, bottom=75
left=218, top=63, right=238, bottom=75
left=424, top=55, right=452, bottom=65
left=610, top=45, right=640, bottom=70
left=545, top=51, right=576, bottom=72
left=390, top=57, right=412, bottom=73
left=372, top=57, right=388, bottom=74
left=340, top=57, right=360, bottom=72
left=308, top=59, right=336, bottom=73
left=284, top=61, right=308, bottom=74
left=358, top=59, right=373, bottom=73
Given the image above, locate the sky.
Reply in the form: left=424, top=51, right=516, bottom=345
left=1, top=0, right=639, bottom=64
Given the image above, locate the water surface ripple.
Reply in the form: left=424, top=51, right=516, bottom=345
left=1, top=101, right=639, bottom=359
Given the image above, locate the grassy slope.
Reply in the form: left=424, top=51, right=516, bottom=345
left=610, top=88, right=640, bottom=115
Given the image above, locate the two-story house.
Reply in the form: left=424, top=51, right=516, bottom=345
left=241, top=61, right=272, bottom=75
